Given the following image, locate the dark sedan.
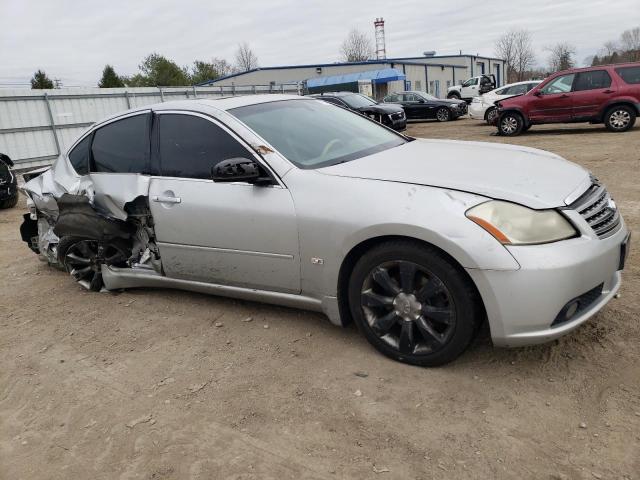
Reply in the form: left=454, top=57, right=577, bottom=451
left=382, top=91, right=467, bottom=122
left=310, top=92, right=407, bottom=131
left=0, top=153, right=18, bottom=209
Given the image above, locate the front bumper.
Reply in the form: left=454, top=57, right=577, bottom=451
left=467, top=220, right=630, bottom=347
left=468, top=103, right=488, bottom=120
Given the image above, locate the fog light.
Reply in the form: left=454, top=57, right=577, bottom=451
left=564, top=301, right=579, bottom=320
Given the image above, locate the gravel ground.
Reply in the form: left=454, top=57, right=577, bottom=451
left=1, top=118, right=638, bottom=480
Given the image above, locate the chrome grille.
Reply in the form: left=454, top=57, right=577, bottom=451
left=569, top=182, right=621, bottom=238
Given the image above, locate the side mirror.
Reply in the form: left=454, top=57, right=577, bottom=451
left=533, top=90, right=543, bottom=97
left=212, top=158, right=262, bottom=183
left=418, top=99, right=425, bottom=103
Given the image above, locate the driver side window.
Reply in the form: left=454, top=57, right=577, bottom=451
left=157, top=114, right=253, bottom=179
left=462, top=78, right=478, bottom=87
left=540, top=74, right=575, bottom=94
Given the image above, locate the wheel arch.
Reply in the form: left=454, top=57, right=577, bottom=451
left=336, top=234, right=487, bottom=327
left=597, top=100, right=639, bottom=122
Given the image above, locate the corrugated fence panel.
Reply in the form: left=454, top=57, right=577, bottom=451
left=0, top=84, right=302, bottom=168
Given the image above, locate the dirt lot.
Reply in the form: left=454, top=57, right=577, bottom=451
left=1, top=119, right=638, bottom=480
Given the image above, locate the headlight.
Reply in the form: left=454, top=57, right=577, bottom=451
left=466, top=200, right=577, bottom=245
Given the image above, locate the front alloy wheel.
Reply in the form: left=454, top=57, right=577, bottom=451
left=348, top=240, right=482, bottom=366
left=498, top=112, right=523, bottom=136
left=486, top=107, right=498, bottom=125
left=361, top=261, right=456, bottom=354
left=436, top=108, right=451, bottom=122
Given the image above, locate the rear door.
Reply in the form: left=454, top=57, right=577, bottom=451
left=148, top=111, right=300, bottom=293
left=529, top=74, right=575, bottom=123
left=571, top=69, right=616, bottom=120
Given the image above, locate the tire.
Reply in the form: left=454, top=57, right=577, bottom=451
left=436, top=108, right=451, bottom=122
left=447, top=92, right=461, bottom=100
left=498, top=112, right=524, bottom=136
left=485, top=107, right=498, bottom=125
left=0, top=194, right=18, bottom=209
left=604, top=105, right=636, bottom=132
left=58, top=236, right=131, bottom=291
left=347, top=240, right=483, bottom=367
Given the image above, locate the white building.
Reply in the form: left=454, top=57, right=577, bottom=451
left=200, top=54, right=505, bottom=99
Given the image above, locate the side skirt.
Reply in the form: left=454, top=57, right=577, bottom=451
left=101, top=266, right=344, bottom=326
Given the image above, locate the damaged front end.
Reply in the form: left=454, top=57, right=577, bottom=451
left=20, top=156, right=162, bottom=290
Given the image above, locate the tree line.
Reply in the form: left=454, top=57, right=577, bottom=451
left=30, top=43, right=259, bottom=89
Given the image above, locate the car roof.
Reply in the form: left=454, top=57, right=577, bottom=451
left=553, top=61, right=640, bottom=75
left=91, top=94, right=309, bottom=126
left=310, top=92, right=359, bottom=97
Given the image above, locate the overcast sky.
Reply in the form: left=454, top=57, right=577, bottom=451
left=1, top=0, right=638, bottom=87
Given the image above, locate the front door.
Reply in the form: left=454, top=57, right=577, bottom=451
left=529, top=73, right=575, bottom=123
left=148, top=112, right=300, bottom=293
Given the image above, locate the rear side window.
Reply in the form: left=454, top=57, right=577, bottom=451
left=158, top=114, right=251, bottom=179
left=90, top=114, right=150, bottom=173
left=573, top=70, right=612, bottom=91
left=68, top=135, right=90, bottom=175
left=615, top=66, right=640, bottom=84
left=384, top=94, right=400, bottom=102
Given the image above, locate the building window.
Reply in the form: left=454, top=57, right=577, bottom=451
left=415, top=80, right=422, bottom=91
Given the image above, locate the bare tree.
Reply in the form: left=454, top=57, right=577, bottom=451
left=495, top=29, right=536, bottom=83
left=545, top=42, right=576, bottom=72
left=234, top=43, right=259, bottom=72
left=620, top=27, right=640, bottom=61
left=601, top=40, right=619, bottom=58
left=340, top=28, right=374, bottom=62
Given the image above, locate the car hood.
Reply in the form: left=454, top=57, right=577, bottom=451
left=436, top=98, right=466, bottom=106
left=318, top=138, right=590, bottom=209
left=357, top=103, right=403, bottom=114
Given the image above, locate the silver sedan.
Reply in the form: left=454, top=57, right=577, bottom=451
left=21, top=95, right=630, bottom=366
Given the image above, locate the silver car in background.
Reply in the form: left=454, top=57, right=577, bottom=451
left=20, top=95, right=630, bottom=366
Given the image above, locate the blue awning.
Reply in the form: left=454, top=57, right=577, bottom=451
left=306, top=68, right=406, bottom=88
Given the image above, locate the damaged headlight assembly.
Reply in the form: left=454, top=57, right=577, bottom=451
left=466, top=200, right=577, bottom=245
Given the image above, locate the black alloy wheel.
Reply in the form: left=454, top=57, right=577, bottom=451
left=348, top=241, right=482, bottom=366
left=436, top=108, right=451, bottom=122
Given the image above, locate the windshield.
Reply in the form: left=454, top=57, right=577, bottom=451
left=230, top=99, right=406, bottom=169
left=341, top=94, right=377, bottom=109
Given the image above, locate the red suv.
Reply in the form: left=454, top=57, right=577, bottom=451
left=495, top=63, right=640, bottom=136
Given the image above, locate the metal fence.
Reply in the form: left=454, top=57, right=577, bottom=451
left=0, top=83, right=302, bottom=169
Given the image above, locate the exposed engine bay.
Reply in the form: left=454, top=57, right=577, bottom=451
left=21, top=156, right=163, bottom=291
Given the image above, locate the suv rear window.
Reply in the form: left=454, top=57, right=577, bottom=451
left=615, top=66, right=640, bottom=84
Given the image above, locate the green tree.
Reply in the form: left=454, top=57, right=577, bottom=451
left=591, top=54, right=600, bottom=66
left=124, top=53, right=189, bottom=87
left=189, top=58, right=233, bottom=84
left=30, top=70, right=54, bottom=89
left=98, top=64, right=125, bottom=88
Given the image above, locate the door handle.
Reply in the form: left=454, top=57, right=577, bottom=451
left=152, top=195, right=181, bottom=204
left=603, top=89, right=614, bottom=94
left=560, top=94, right=569, bottom=98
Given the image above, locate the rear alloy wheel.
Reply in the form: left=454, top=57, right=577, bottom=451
left=348, top=241, right=482, bottom=366
left=498, top=112, right=524, bottom=136
left=604, top=106, right=636, bottom=132
left=58, top=237, right=130, bottom=291
left=0, top=194, right=18, bottom=209
left=485, top=107, right=498, bottom=125
left=436, top=108, right=451, bottom=122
